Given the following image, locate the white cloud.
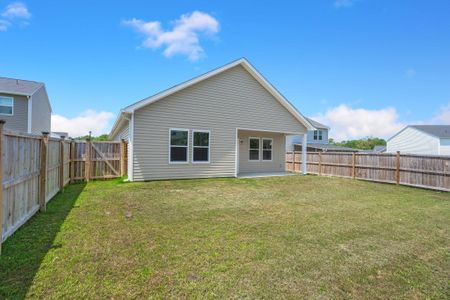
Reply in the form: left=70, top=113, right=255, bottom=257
left=123, top=11, right=219, bottom=61
left=0, top=2, right=30, bottom=31
left=51, top=110, right=115, bottom=137
left=312, top=104, right=405, bottom=141
left=432, top=103, right=450, bottom=124
left=334, top=0, right=356, bottom=8
left=406, top=68, right=416, bottom=78
left=0, top=19, right=10, bottom=31
left=2, top=2, right=30, bottom=19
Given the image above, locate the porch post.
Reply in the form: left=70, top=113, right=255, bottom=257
left=301, top=133, right=307, bottom=175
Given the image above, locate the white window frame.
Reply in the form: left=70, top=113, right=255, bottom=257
left=262, top=138, right=273, bottom=162
left=192, top=129, right=211, bottom=164
left=169, top=128, right=189, bottom=164
left=313, top=130, right=318, bottom=140
left=318, top=130, right=323, bottom=141
left=0, top=96, right=14, bottom=116
left=249, top=137, right=260, bottom=162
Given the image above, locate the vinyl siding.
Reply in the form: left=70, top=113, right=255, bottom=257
left=30, top=87, right=51, bottom=134
left=132, top=65, right=306, bottom=180
left=238, top=131, right=285, bottom=173
left=439, top=138, right=450, bottom=156
left=387, top=127, right=439, bottom=155
left=112, top=123, right=129, bottom=141
left=307, top=129, right=328, bottom=144
left=0, top=92, right=28, bottom=133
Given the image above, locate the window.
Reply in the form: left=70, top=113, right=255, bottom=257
left=249, top=137, right=260, bottom=161
left=193, top=130, right=210, bottom=163
left=313, top=130, right=323, bottom=141
left=0, top=96, right=13, bottom=116
left=262, top=138, right=273, bottom=161
left=169, top=129, right=188, bottom=163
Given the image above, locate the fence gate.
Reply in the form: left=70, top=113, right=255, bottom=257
left=72, top=141, right=125, bottom=181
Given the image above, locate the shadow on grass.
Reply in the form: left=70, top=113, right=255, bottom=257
left=0, top=182, right=86, bottom=299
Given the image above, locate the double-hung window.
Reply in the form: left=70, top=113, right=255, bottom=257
left=0, top=96, right=13, bottom=116
left=314, top=130, right=323, bottom=141
left=193, top=130, right=210, bottom=163
left=170, top=129, right=189, bottom=163
left=262, top=138, right=273, bottom=161
left=249, top=137, right=260, bottom=161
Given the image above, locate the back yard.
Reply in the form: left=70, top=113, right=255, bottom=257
left=1, top=176, right=449, bottom=299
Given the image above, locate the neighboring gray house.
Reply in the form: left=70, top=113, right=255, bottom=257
left=0, top=77, right=52, bottom=134
left=286, top=119, right=358, bottom=152
left=109, top=58, right=315, bottom=181
left=387, top=125, right=450, bottom=155
left=372, top=145, right=386, bottom=153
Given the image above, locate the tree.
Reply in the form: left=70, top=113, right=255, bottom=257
left=74, top=134, right=109, bottom=141
left=330, top=137, right=386, bottom=150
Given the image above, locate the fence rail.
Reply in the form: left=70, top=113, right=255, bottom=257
left=0, top=122, right=127, bottom=253
left=286, top=151, right=450, bottom=192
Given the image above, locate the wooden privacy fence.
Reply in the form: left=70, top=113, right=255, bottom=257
left=0, top=122, right=127, bottom=253
left=287, top=151, right=450, bottom=192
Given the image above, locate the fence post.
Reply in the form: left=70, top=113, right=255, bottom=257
left=85, top=140, right=91, bottom=182
left=396, top=151, right=400, bottom=185
left=0, top=120, right=5, bottom=254
left=39, top=132, right=49, bottom=212
left=352, top=152, right=356, bottom=179
left=70, top=140, right=75, bottom=183
left=318, top=152, right=322, bottom=176
left=59, top=137, right=65, bottom=192
left=292, top=151, right=296, bottom=172
left=120, top=139, right=126, bottom=177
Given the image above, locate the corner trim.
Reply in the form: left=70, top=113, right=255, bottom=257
left=27, top=95, right=32, bottom=133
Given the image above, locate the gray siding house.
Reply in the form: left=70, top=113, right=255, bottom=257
left=387, top=125, right=450, bottom=155
left=0, top=77, right=52, bottom=134
left=110, top=58, right=314, bottom=181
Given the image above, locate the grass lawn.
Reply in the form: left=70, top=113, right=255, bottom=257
left=1, top=176, right=449, bottom=299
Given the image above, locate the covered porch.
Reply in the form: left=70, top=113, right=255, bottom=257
left=236, top=129, right=307, bottom=177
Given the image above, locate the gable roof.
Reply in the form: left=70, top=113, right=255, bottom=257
left=110, top=58, right=315, bottom=137
left=410, top=125, right=450, bottom=138
left=388, top=125, right=450, bottom=141
left=305, top=117, right=329, bottom=130
left=0, top=77, right=44, bottom=96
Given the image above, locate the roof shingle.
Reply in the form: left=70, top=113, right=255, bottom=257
left=0, top=77, right=44, bottom=96
left=410, top=125, right=450, bottom=138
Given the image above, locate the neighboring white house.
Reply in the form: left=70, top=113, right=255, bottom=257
left=109, top=58, right=315, bottom=181
left=386, top=125, right=450, bottom=155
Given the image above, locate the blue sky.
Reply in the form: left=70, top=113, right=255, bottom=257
left=1, top=0, right=450, bottom=139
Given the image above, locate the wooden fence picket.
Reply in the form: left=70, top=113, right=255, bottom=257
left=0, top=125, right=127, bottom=251
left=287, top=151, right=450, bottom=192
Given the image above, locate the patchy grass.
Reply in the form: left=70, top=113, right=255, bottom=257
left=1, top=176, right=449, bottom=299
